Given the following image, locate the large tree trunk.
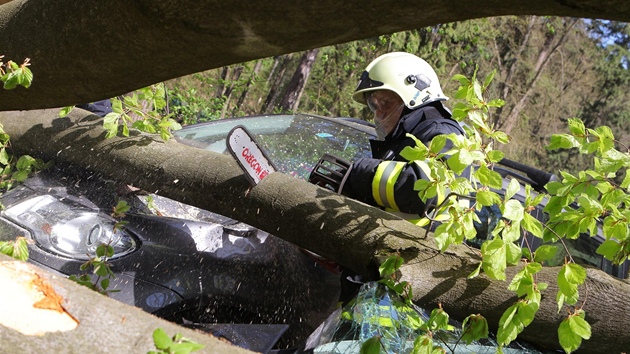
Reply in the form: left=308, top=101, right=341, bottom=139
left=2, top=0, right=630, bottom=112
left=0, top=108, right=628, bottom=353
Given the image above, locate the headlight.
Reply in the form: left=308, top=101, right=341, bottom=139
left=3, top=195, right=137, bottom=260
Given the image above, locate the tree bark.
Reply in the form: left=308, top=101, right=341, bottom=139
left=0, top=108, right=628, bottom=353
left=261, top=54, right=293, bottom=113
left=0, top=254, right=248, bottom=353
left=2, top=0, right=630, bottom=112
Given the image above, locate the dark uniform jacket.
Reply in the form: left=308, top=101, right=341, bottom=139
left=344, top=101, right=465, bottom=215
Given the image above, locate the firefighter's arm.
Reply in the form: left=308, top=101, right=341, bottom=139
left=344, top=157, right=431, bottom=214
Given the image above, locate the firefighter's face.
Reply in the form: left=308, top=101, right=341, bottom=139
left=365, top=90, right=404, bottom=139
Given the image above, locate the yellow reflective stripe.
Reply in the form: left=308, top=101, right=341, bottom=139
left=372, top=161, right=405, bottom=210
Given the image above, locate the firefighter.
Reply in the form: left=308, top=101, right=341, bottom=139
left=341, top=52, right=465, bottom=219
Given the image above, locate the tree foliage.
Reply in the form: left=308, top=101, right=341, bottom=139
left=166, top=16, right=630, bottom=176
left=396, top=68, right=628, bottom=352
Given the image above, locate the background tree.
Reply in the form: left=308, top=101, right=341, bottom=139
left=166, top=16, right=630, bottom=178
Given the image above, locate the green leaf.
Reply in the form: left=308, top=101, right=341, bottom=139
left=504, top=178, right=520, bottom=201
left=20, top=66, right=33, bottom=88
left=497, top=301, right=538, bottom=346
left=12, top=170, right=28, bottom=182
left=122, top=124, right=130, bottom=137
left=620, top=169, right=630, bottom=190
left=3, top=65, right=32, bottom=90
left=547, top=134, right=581, bottom=150
left=113, top=200, right=131, bottom=214
left=475, top=164, right=503, bottom=189
left=454, top=86, right=469, bottom=100
left=400, top=144, right=429, bottom=162
left=379, top=255, right=403, bottom=278
left=482, top=70, right=496, bottom=89
left=557, top=266, right=580, bottom=306
left=487, top=98, right=505, bottom=108
left=468, top=110, right=487, bottom=129
left=468, top=262, right=482, bottom=279
left=360, top=336, right=381, bottom=354
left=491, top=131, right=511, bottom=144
left=505, top=242, right=522, bottom=265
left=481, top=238, right=507, bottom=280
left=171, top=341, right=205, bottom=354
left=96, top=244, right=107, bottom=258
left=433, top=223, right=452, bottom=252
left=522, top=213, right=543, bottom=238
left=12, top=238, right=29, bottom=261
left=152, top=328, right=173, bottom=350
left=476, top=190, right=501, bottom=206
left=16, top=155, right=36, bottom=170
left=473, top=80, right=483, bottom=101
left=0, top=147, right=9, bottom=165
left=411, top=334, right=437, bottom=354
left=428, top=135, right=447, bottom=155
left=502, top=199, right=524, bottom=222
left=461, top=314, right=489, bottom=344
left=486, top=149, right=505, bottom=163
left=596, top=239, right=621, bottom=261
left=452, top=74, right=469, bottom=85
left=59, top=106, right=75, bottom=117
left=94, top=263, right=109, bottom=277
left=447, top=151, right=470, bottom=175
left=426, top=307, right=450, bottom=331
left=569, top=312, right=591, bottom=340
left=558, top=313, right=591, bottom=353
left=567, top=118, right=586, bottom=137
left=534, top=245, right=558, bottom=263
left=563, top=263, right=587, bottom=284
left=509, top=263, right=542, bottom=297
left=497, top=303, right=519, bottom=345
left=103, top=112, right=120, bottom=138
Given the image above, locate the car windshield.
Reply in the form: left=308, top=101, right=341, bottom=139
left=173, top=114, right=375, bottom=179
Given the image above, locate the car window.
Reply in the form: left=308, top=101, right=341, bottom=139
left=174, top=114, right=374, bottom=180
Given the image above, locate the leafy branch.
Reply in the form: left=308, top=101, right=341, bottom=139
left=68, top=201, right=130, bottom=295
left=0, top=236, right=31, bottom=261
left=148, top=328, right=205, bottom=354
left=391, top=66, right=622, bottom=353
left=0, top=56, right=32, bottom=90
left=60, top=83, right=182, bottom=141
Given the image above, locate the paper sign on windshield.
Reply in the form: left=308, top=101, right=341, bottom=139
left=227, top=125, right=277, bottom=186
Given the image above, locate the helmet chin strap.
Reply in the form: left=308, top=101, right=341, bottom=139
left=374, top=103, right=405, bottom=140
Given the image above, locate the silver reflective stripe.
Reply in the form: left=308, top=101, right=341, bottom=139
left=378, top=161, right=397, bottom=209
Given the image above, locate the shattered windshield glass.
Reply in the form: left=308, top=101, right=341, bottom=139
left=305, top=282, right=542, bottom=354
left=173, top=114, right=374, bottom=179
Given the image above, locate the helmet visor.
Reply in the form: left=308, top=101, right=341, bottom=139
left=355, top=71, right=384, bottom=93
left=365, top=90, right=403, bottom=114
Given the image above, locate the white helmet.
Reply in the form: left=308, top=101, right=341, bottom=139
left=353, top=52, right=448, bottom=110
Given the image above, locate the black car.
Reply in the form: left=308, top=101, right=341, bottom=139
left=0, top=113, right=624, bottom=353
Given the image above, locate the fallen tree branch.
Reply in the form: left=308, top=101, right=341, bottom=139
left=2, top=0, right=630, bottom=111
left=0, top=108, right=628, bottom=352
